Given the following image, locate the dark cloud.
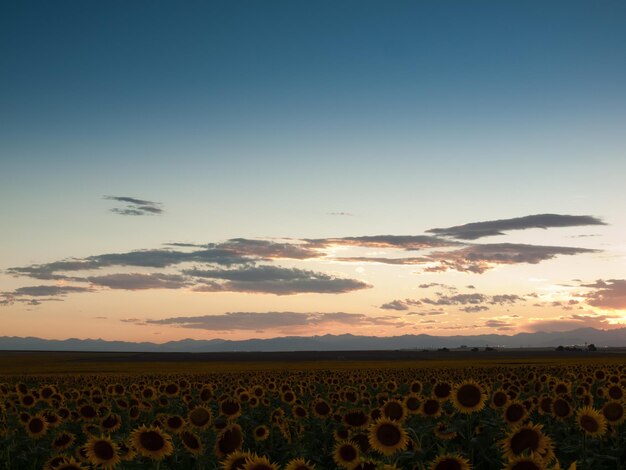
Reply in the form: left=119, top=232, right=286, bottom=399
left=425, top=243, right=597, bottom=274
left=146, top=311, right=404, bottom=331
left=427, top=214, right=606, bottom=240
left=379, top=299, right=422, bottom=311
left=104, top=196, right=164, bottom=216
left=581, top=279, right=626, bottom=310
left=87, top=273, right=192, bottom=290
left=8, top=248, right=252, bottom=280
left=408, top=309, right=446, bottom=316
left=186, top=266, right=370, bottom=295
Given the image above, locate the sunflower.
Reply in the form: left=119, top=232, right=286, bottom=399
left=491, top=390, right=509, bottom=409
left=84, top=435, right=121, bottom=469
left=503, top=455, right=547, bottom=470
left=52, top=431, right=76, bottom=451
left=188, top=406, right=213, bottom=429
left=428, top=453, right=471, bottom=470
left=164, top=414, right=185, bottom=434
left=43, top=455, right=71, bottom=470
left=180, top=429, right=203, bottom=456
left=285, top=457, right=316, bottom=470
left=78, top=404, right=98, bottom=421
left=434, top=422, right=458, bottom=441
left=501, top=423, right=552, bottom=462
left=221, top=450, right=254, bottom=470
left=503, top=402, right=528, bottom=425
left=368, top=418, right=409, bottom=456
left=53, top=457, right=90, bottom=470
left=117, top=441, right=136, bottom=461
left=243, top=455, right=280, bottom=470
left=253, top=425, right=270, bottom=442
left=130, top=425, right=174, bottom=460
left=420, top=398, right=442, bottom=418
left=220, top=398, right=242, bottom=419
left=452, top=381, right=486, bottom=414
left=381, top=399, right=407, bottom=422
left=215, top=423, right=244, bottom=457
left=25, top=413, right=48, bottom=439
left=101, top=413, right=122, bottom=433
left=404, top=394, right=421, bottom=414
left=311, top=398, right=333, bottom=418
left=576, top=406, right=606, bottom=437
left=343, top=409, right=370, bottom=429
left=602, top=400, right=625, bottom=425
left=551, top=398, right=572, bottom=420
left=333, top=440, right=360, bottom=469
left=433, top=382, right=452, bottom=401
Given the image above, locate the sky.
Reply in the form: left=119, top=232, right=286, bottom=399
left=1, top=1, right=625, bottom=342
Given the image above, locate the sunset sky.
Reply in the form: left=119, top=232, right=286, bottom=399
left=2, top=1, right=625, bottom=342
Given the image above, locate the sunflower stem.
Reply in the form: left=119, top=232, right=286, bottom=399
left=582, top=431, right=587, bottom=470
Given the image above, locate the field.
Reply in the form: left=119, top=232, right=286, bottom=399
left=1, top=351, right=625, bottom=470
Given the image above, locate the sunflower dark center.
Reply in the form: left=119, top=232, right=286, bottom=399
left=406, top=396, right=420, bottom=411
left=603, top=402, right=624, bottom=422
left=315, top=402, right=331, bottom=415
left=217, top=427, right=243, bottom=454
left=376, top=423, right=402, bottom=446
left=80, top=405, right=96, bottom=418
left=457, top=385, right=481, bottom=407
left=493, top=392, right=507, bottom=407
left=434, top=458, right=462, bottom=470
left=222, top=400, right=240, bottom=415
left=182, top=431, right=200, bottom=449
left=384, top=402, right=404, bottom=420
left=345, top=411, right=368, bottom=427
left=190, top=408, right=210, bottom=425
left=168, top=416, right=183, bottom=428
left=580, top=415, right=599, bottom=432
left=250, top=465, right=273, bottom=470
left=505, top=404, right=525, bottom=422
left=510, top=429, right=540, bottom=454
left=609, top=386, right=623, bottom=399
left=102, top=415, right=118, bottom=428
left=434, top=383, right=452, bottom=398
left=139, top=431, right=165, bottom=451
left=339, top=444, right=357, bottom=461
left=423, top=399, right=440, bottom=415
left=93, top=440, right=115, bottom=460
left=553, top=399, right=571, bottom=417
left=28, top=419, right=44, bottom=433
left=55, top=434, right=71, bottom=446
left=511, top=462, right=541, bottom=470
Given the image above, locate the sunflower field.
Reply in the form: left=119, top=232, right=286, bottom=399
left=1, top=360, right=625, bottom=470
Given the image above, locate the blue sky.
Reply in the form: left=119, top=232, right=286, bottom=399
left=1, top=1, right=625, bottom=341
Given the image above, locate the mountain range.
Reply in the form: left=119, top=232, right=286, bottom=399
left=1, top=327, right=625, bottom=352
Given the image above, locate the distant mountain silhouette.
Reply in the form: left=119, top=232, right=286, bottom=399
left=1, top=327, right=625, bottom=352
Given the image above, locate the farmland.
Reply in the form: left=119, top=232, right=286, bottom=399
left=1, top=351, right=625, bottom=469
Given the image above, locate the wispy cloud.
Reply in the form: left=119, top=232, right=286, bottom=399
left=104, top=196, right=164, bottom=216
left=87, top=273, right=192, bottom=290
left=427, top=214, right=606, bottom=240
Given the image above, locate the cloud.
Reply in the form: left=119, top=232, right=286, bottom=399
left=308, top=235, right=457, bottom=251
left=104, top=196, right=164, bottom=216
left=461, top=306, right=490, bottom=313
left=484, top=319, right=514, bottom=330
left=334, top=256, right=430, bottom=265
left=186, top=265, right=370, bottom=295
left=425, top=243, right=597, bottom=274
left=0, top=284, right=92, bottom=306
left=427, top=214, right=606, bottom=240
left=218, top=238, right=322, bottom=260
left=581, top=279, right=626, bottom=310
left=421, top=293, right=488, bottom=305
left=87, top=273, right=192, bottom=290
left=380, top=299, right=422, bottom=311
left=523, top=312, right=622, bottom=332
left=328, top=212, right=354, bottom=216
left=146, top=311, right=405, bottom=331
left=408, top=309, right=446, bottom=316
left=7, top=248, right=252, bottom=280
